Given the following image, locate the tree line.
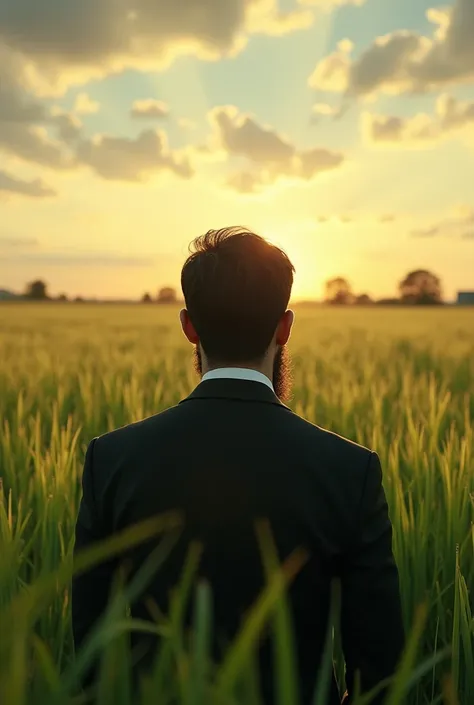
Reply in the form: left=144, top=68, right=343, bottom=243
left=17, top=282, right=181, bottom=304
left=324, top=270, right=443, bottom=305
left=14, top=269, right=443, bottom=305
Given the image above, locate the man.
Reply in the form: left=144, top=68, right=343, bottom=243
left=73, top=227, right=404, bottom=704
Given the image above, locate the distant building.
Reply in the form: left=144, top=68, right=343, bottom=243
left=457, top=291, right=474, bottom=305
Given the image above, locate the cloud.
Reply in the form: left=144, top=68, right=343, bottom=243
left=0, top=49, right=79, bottom=167
left=74, top=92, right=100, bottom=114
left=0, top=52, right=192, bottom=184
left=308, top=39, right=353, bottom=92
left=226, top=170, right=262, bottom=194
left=0, top=1, right=318, bottom=96
left=315, top=212, right=396, bottom=225
left=0, top=48, right=193, bottom=184
left=0, top=0, right=371, bottom=177
left=312, top=103, right=336, bottom=116
left=2, top=251, right=156, bottom=266
left=50, top=109, right=83, bottom=142
left=0, top=236, right=39, bottom=248
left=0, top=169, right=56, bottom=199
left=297, top=147, right=344, bottom=178
left=210, top=105, right=295, bottom=163
left=209, top=105, right=345, bottom=192
left=247, top=2, right=313, bottom=37
left=310, top=103, right=341, bottom=121
left=362, top=112, right=440, bottom=145
left=0, top=123, right=77, bottom=168
left=438, top=93, right=474, bottom=130
left=363, top=94, right=474, bottom=146
left=299, top=0, right=365, bottom=5
left=0, top=46, right=47, bottom=122
left=309, top=0, right=474, bottom=97
left=76, top=129, right=194, bottom=182
left=411, top=206, right=474, bottom=239
left=411, top=225, right=441, bottom=238
left=131, top=99, right=170, bottom=120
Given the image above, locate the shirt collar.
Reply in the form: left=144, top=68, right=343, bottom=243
left=201, top=367, right=275, bottom=392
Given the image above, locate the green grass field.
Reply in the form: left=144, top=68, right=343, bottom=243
left=0, top=303, right=473, bottom=705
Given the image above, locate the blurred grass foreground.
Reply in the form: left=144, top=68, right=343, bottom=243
left=0, top=304, right=473, bottom=704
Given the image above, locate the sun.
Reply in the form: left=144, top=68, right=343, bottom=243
left=259, top=222, right=341, bottom=301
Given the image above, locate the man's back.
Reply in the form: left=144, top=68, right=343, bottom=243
left=73, top=378, right=404, bottom=704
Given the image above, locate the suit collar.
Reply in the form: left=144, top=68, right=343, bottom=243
left=202, top=367, right=274, bottom=392
left=180, top=378, right=290, bottom=410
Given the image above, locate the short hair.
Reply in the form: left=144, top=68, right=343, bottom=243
left=181, top=227, right=294, bottom=363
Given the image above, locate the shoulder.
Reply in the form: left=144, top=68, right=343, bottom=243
left=90, top=404, right=184, bottom=459
left=285, top=410, right=373, bottom=466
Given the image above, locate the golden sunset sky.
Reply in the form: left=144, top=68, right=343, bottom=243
left=0, top=0, right=473, bottom=301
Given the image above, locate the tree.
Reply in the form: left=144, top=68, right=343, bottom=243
left=25, top=280, right=48, bottom=300
left=355, top=293, right=373, bottom=305
left=142, top=292, right=152, bottom=303
left=58, top=293, right=68, bottom=302
left=376, top=298, right=401, bottom=306
left=324, top=277, right=354, bottom=305
left=399, top=270, right=443, bottom=305
left=157, top=287, right=177, bottom=304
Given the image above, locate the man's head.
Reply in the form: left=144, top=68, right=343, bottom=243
left=180, top=227, right=295, bottom=400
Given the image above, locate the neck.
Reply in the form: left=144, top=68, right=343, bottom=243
left=204, top=359, right=274, bottom=380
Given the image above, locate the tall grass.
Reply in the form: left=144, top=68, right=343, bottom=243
left=0, top=304, right=473, bottom=704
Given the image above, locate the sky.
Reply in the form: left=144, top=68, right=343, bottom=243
left=0, top=0, right=473, bottom=302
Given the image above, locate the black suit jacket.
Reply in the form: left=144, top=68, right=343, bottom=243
left=73, top=379, right=404, bottom=703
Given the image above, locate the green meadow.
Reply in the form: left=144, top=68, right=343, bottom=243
left=1, top=303, right=473, bottom=705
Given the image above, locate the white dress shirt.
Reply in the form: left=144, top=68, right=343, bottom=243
left=202, top=367, right=275, bottom=392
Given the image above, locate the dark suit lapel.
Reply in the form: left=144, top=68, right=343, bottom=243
left=179, top=378, right=291, bottom=410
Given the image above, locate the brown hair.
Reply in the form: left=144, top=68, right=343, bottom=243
left=181, top=227, right=294, bottom=363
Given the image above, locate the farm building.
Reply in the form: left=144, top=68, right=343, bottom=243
left=457, top=291, right=474, bottom=305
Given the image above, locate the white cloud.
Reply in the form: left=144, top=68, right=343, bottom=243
left=439, top=94, right=474, bottom=130
left=308, top=39, right=353, bottom=92
left=0, top=0, right=318, bottom=96
left=299, top=0, right=365, bottom=7
left=411, top=206, right=474, bottom=239
left=0, top=169, right=56, bottom=199
left=315, top=212, right=397, bottom=224
left=310, top=101, right=349, bottom=123
left=0, top=49, right=79, bottom=167
left=0, top=50, right=193, bottom=184
left=130, top=99, right=170, bottom=120
left=226, top=170, right=263, bottom=194
left=0, top=123, right=77, bottom=168
left=363, top=94, right=474, bottom=146
left=210, top=105, right=295, bottom=163
left=309, top=0, right=474, bottom=97
left=209, top=105, right=345, bottom=192
left=0, top=236, right=39, bottom=248
left=362, top=112, right=440, bottom=145
left=312, top=103, right=339, bottom=117
left=76, top=129, right=194, bottom=182
left=74, top=92, right=100, bottom=114
left=296, top=147, right=344, bottom=178
left=3, top=251, right=156, bottom=267
left=50, top=109, right=83, bottom=142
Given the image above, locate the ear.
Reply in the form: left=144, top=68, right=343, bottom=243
left=180, top=309, right=200, bottom=345
left=276, top=309, right=295, bottom=346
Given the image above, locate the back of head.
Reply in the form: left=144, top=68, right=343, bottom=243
left=181, top=227, right=294, bottom=365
